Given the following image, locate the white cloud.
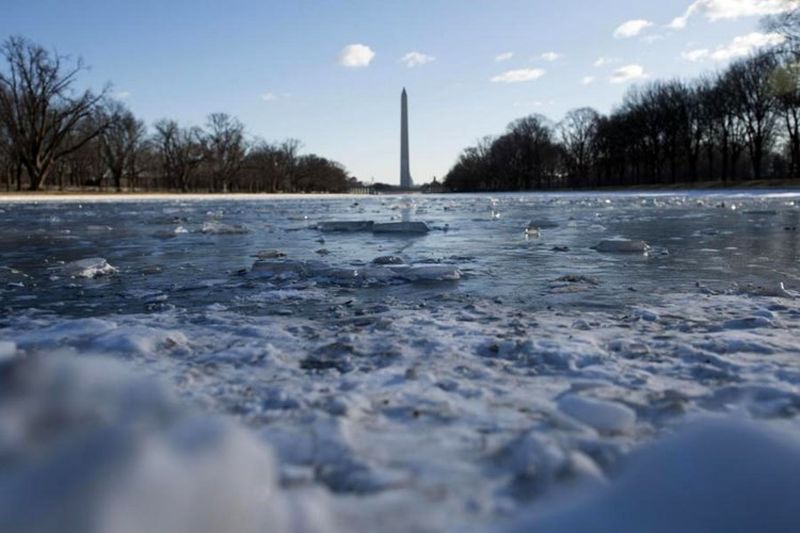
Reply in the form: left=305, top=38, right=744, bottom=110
left=670, top=0, right=798, bottom=30
left=400, top=51, right=435, bottom=68
left=682, top=48, right=712, bottom=61
left=260, top=92, right=277, bottom=101
left=610, top=64, right=647, bottom=83
left=669, top=14, right=691, bottom=29
left=112, top=91, right=131, bottom=100
left=614, top=19, right=654, bottom=38
left=682, top=31, right=786, bottom=61
left=539, top=51, right=561, bottom=62
left=490, top=68, right=546, bottom=83
left=581, top=76, right=597, bottom=85
left=337, top=44, right=375, bottom=68
left=495, top=52, right=514, bottom=62
left=514, top=99, right=555, bottom=109
left=593, top=56, right=619, bottom=67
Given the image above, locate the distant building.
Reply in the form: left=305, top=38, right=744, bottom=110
left=347, top=184, right=376, bottom=195
left=421, top=177, right=445, bottom=194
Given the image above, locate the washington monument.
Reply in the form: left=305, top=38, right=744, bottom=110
left=400, top=88, right=413, bottom=189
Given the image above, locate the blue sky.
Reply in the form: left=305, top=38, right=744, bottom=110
left=1, top=0, right=792, bottom=184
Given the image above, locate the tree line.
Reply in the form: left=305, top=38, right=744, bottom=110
left=0, top=36, right=358, bottom=193
left=445, top=12, right=800, bottom=192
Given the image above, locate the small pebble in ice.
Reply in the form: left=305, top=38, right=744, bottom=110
left=557, top=394, right=636, bottom=433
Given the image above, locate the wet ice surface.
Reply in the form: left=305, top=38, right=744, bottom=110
left=2, top=192, right=800, bottom=532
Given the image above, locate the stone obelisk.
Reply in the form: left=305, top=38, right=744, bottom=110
left=400, top=88, right=413, bottom=189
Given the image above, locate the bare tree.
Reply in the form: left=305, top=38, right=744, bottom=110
left=771, top=58, right=800, bottom=177
left=505, top=115, right=560, bottom=189
left=0, top=111, right=14, bottom=191
left=0, top=36, right=107, bottom=190
left=57, top=115, right=105, bottom=189
left=204, top=113, right=246, bottom=192
left=99, top=100, right=146, bottom=191
left=558, top=107, right=599, bottom=187
left=764, top=6, right=800, bottom=57
left=726, top=53, right=780, bottom=180
left=153, top=119, right=204, bottom=192
left=274, top=139, right=301, bottom=192
left=294, top=154, right=350, bottom=192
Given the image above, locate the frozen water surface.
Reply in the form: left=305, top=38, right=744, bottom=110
left=2, top=191, right=800, bottom=532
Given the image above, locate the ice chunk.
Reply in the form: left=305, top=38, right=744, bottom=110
left=94, top=326, right=189, bottom=356
left=554, top=275, right=599, bottom=286
left=372, top=255, right=406, bottom=265
left=723, top=316, right=773, bottom=330
left=735, top=282, right=797, bottom=298
left=527, top=219, right=560, bottom=229
left=251, top=260, right=310, bottom=279
left=397, top=265, right=462, bottom=282
left=253, top=249, right=286, bottom=259
left=508, top=419, right=800, bottom=533
left=64, top=257, right=118, bottom=278
left=358, top=265, right=405, bottom=283
left=372, top=222, right=430, bottom=234
left=200, top=221, right=249, bottom=235
left=557, top=394, right=636, bottom=433
left=632, top=308, right=659, bottom=322
left=0, top=355, right=335, bottom=533
left=524, top=221, right=543, bottom=237
left=594, top=239, right=649, bottom=254
left=494, top=431, right=604, bottom=500
left=317, top=220, right=374, bottom=232
left=550, top=275, right=600, bottom=293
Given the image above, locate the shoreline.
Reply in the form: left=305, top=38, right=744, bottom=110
left=1, top=178, right=800, bottom=202
left=0, top=192, right=387, bottom=203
